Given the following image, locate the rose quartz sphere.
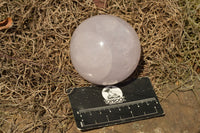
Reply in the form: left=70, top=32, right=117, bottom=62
left=70, top=15, right=141, bottom=85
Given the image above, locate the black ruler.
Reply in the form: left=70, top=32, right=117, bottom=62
left=68, top=77, right=164, bottom=131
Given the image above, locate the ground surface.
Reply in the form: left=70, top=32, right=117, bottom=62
left=69, top=89, right=200, bottom=133
left=0, top=0, right=199, bottom=132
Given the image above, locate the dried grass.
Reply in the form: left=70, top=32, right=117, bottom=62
left=0, top=0, right=199, bottom=132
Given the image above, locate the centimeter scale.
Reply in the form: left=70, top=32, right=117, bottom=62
left=68, top=77, right=164, bottom=131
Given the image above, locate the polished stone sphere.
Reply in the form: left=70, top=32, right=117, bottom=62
left=70, top=15, right=141, bottom=85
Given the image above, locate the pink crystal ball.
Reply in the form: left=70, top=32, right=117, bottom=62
left=70, top=15, right=141, bottom=85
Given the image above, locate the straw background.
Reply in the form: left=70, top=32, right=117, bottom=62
left=0, top=0, right=199, bottom=132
